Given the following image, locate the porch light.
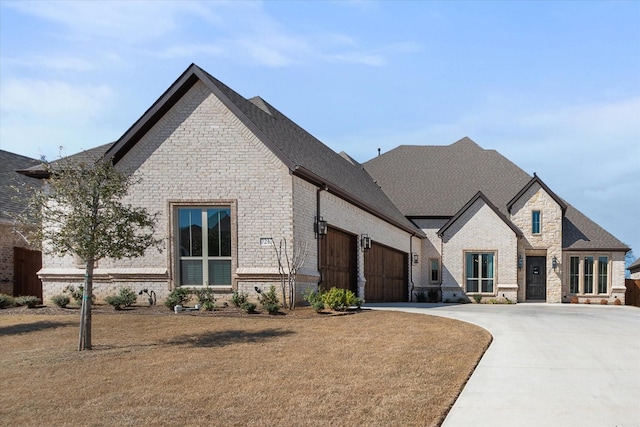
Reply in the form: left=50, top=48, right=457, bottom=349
left=518, top=255, right=523, bottom=269
left=412, top=253, right=419, bottom=265
left=314, top=217, right=328, bottom=239
left=361, top=234, right=372, bottom=250
left=552, top=256, right=558, bottom=271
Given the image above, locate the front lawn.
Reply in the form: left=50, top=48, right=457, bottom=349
left=0, top=306, right=490, bottom=426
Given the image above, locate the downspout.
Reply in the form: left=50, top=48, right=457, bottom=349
left=409, top=233, right=415, bottom=302
left=439, top=236, right=444, bottom=302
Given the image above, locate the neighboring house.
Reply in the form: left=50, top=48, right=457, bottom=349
left=0, top=150, right=42, bottom=298
left=19, top=64, right=631, bottom=304
left=629, top=258, right=640, bottom=280
left=364, top=140, right=630, bottom=303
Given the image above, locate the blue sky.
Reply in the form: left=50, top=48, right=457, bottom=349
left=1, top=1, right=639, bottom=260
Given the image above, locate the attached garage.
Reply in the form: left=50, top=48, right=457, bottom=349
left=320, top=227, right=358, bottom=294
left=365, top=242, right=408, bottom=302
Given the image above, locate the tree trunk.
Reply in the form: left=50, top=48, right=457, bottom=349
left=78, top=260, right=94, bottom=351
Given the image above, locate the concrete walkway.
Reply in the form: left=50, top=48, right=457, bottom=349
left=366, top=303, right=640, bottom=427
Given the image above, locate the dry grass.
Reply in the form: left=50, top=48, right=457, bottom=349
left=0, top=306, right=491, bottom=427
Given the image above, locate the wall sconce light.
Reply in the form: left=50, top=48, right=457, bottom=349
left=552, top=255, right=558, bottom=271
left=412, top=253, right=419, bottom=265
left=361, top=234, right=372, bottom=250
left=518, top=255, right=523, bottom=269
left=314, top=216, right=328, bottom=239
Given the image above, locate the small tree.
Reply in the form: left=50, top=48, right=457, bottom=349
left=272, top=238, right=309, bottom=310
left=14, top=153, right=162, bottom=350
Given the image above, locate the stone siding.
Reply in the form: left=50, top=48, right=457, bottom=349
left=510, top=183, right=563, bottom=302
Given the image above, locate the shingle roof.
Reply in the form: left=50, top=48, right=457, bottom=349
left=0, top=150, right=41, bottom=221
left=103, top=64, right=421, bottom=236
left=629, top=258, right=640, bottom=273
left=364, top=137, right=629, bottom=251
left=17, top=143, right=114, bottom=178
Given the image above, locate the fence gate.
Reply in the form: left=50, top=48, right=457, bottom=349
left=13, top=247, right=42, bottom=299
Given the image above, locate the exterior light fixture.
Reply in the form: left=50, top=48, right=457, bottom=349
left=361, top=234, right=372, bottom=250
left=518, top=255, right=523, bottom=269
left=314, top=216, right=328, bottom=239
left=552, top=255, right=558, bottom=271
left=412, top=253, right=419, bottom=265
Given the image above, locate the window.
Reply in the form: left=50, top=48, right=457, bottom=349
left=466, top=252, right=494, bottom=293
left=583, top=256, right=594, bottom=294
left=178, top=207, right=231, bottom=286
left=598, top=256, right=608, bottom=294
left=569, top=256, right=579, bottom=294
left=532, top=210, right=541, bottom=234
left=429, top=258, right=440, bottom=283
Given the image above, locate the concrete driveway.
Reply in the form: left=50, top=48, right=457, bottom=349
left=366, top=303, right=640, bottom=427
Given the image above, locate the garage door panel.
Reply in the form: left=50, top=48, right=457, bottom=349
left=320, top=227, right=357, bottom=294
left=365, top=243, right=407, bottom=302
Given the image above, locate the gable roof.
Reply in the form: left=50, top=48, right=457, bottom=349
left=0, top=150, right=41, bottom=222
left=100, top=64, right=421, bottom=236
left=629, top=258, right=640, bottom=273
left=364, top=137, right=629, bottom=252
left=507, top=173, right=567, bottom=215
left=437, top=191, right=523, bottom=238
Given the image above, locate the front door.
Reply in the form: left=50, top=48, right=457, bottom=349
left=526, top=256, right=546, bottom=301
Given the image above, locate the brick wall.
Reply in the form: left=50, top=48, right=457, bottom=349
left=440, top=198, right=518, bottom=302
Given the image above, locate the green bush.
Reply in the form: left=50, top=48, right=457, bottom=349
left=164, top=287, right=191, bottom=310
left=241, top=301, right=257, bottom=313
left=15, top=295, right=40, bottom=308
left=415, top=290, right=428, bottom=302
left=231, top=290, right=248, bottom=307
left=0, top=294, right=15, bottom=309
left=105, top=287, right=138, bottom=310
left=194, top=285, right=215, bottom=306
left=52, top=294, right=71, bottom=308
left=473, top=294, right=482, bottom=304
left=322, top=287, right=362, bottom=311
left=427, top=288, right=439, bottom=303
left=258, top=285, right=280, bottom=315
left=201, top=300, right=216, bottom=311
left=303, top=289, right=325, bottom=312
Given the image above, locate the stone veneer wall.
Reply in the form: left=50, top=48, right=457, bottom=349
left=440, top=199, right=519, bottom=302
left=39, top=81, right=294, bottom=303
left=509, top=183, right=563, bottom=302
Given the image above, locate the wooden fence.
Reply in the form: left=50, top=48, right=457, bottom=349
left=625, top=279, right=640, bottom=307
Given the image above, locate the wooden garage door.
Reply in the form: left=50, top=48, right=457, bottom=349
left=320, top=227, right=357, bottom=294
left=365, top=243, right=407, bottom=302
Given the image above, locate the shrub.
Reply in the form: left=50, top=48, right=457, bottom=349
left=473, top=294, right=482, bottom=304
left=194, top=285, right=215, bottom=306
left=64, top=285, right=95, bottom=306
left=600, top=299, right=608, bottom=305
left=570, top=296, right=579, bottom=304
left=231, top=290, right=248, bottom=307
left=614, top=298, right=622, bottom=306
left=105, top=287, right=137, bottom=310
left=164, top=287, right=191, bottom=310
left=0, top=294, right=15, bottom=309
left=427, top=288, right=439, bottom=303
left=15, top=295, right=40, bottom=308
left=303, top=289, right=325, bottom=312
left=52, top=294, right=71, bottom=308
left=241, top=301, right=257, bottom=313
left=257, top=285, right=280, bottom=315
left=201, top=300, right=216, bottom=311
left=415, top=290, right=428, bottom=302
left=322, top=287, right=361, bottom=311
